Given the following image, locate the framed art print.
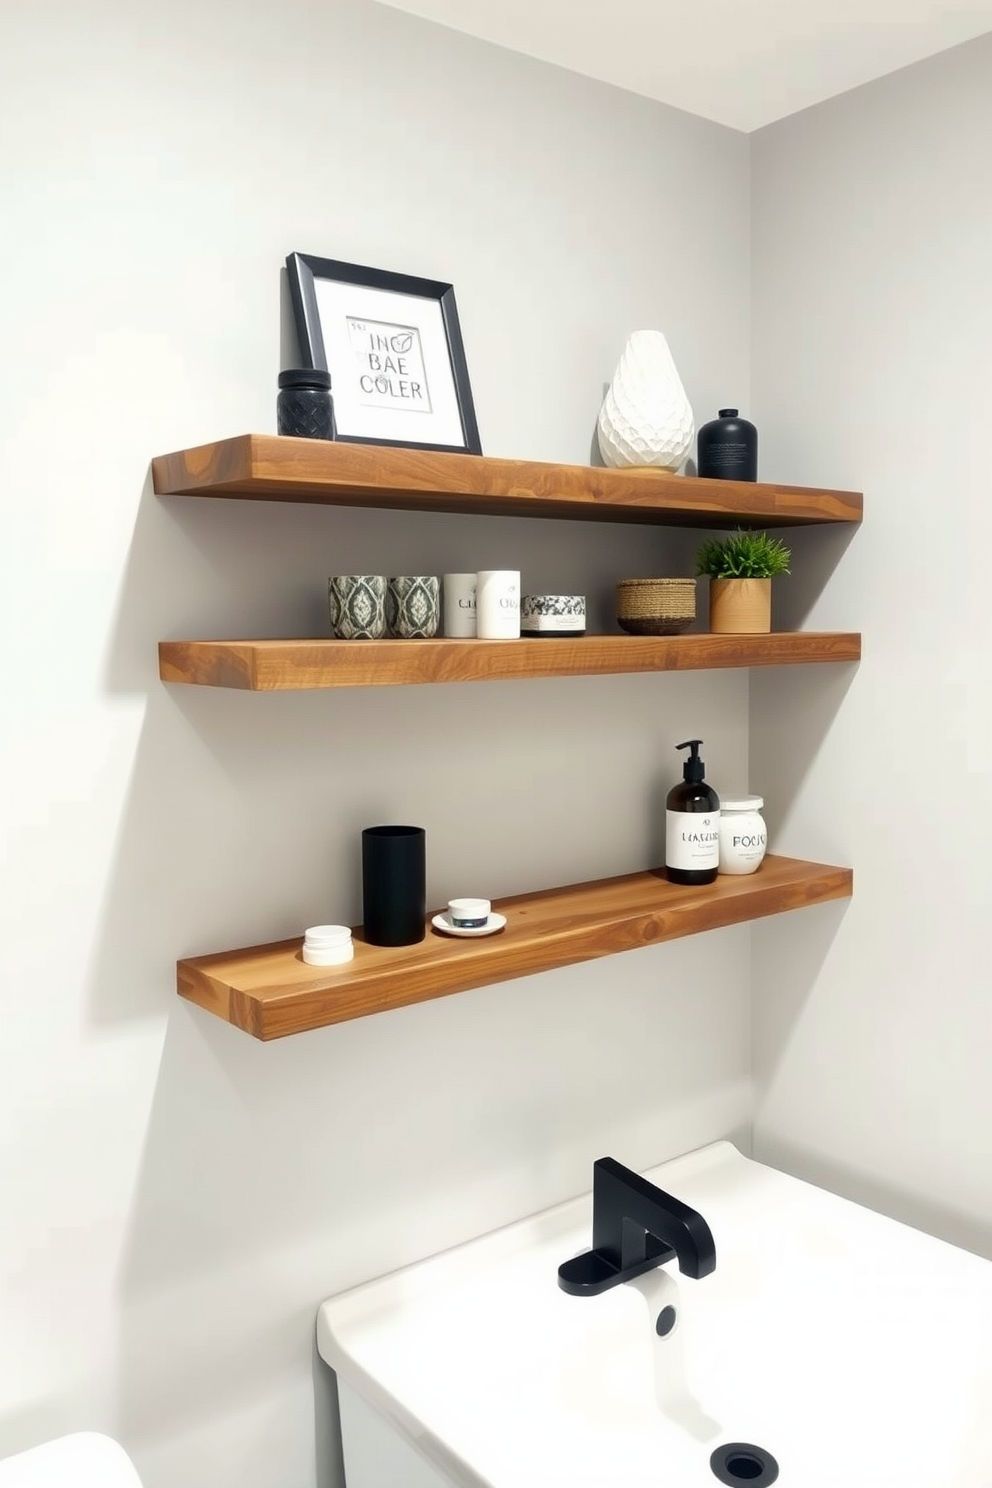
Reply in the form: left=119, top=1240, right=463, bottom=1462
left=285, top=252, right=482, bottom=454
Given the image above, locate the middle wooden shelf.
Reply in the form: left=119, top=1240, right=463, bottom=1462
left=159, top=631, right=861, bottom=689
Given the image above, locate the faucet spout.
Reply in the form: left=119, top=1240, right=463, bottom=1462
left=558, top=1157, right=716, bottom=1296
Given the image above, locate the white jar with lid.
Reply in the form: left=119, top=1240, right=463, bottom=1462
left=717, top=796, right=767, bottom=875
left=302, top=925, right=354, bottom=966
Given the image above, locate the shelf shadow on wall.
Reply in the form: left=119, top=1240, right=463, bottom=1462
left=750, top=899, right=849, bottom=1089
left=764, top=523, right=860, bottom=634
left=103, top=470, right=362, bottom=700
left=750, top=660, right=860, bottom=844
left=79, top=681, right=389, bottom=1027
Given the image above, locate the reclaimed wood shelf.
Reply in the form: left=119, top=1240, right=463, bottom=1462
left=178, top=855, right=853, bottom=1040
left=152, top=435, right=863, bottom=528
left=159, top=632, right=861, bottom=689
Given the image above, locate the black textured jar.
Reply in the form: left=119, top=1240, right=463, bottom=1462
left=697, top=408, right=757, bottom=481
left=277, top=368, right=336, bottom=441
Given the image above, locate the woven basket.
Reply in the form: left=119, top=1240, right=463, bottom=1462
left=617, top=577, right=696, bottom=636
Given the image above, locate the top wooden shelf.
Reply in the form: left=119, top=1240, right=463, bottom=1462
left=152, top=435, right=863, bottom=529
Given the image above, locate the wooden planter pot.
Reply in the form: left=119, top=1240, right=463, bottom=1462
left=709, top=577, right=772, bottom=634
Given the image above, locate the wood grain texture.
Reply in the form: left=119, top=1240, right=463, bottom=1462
left=177, top=856, right=853, bottom=1040
left=159, top=633, right=862, bottom=689
left=152, top=435, right=863, bottom=528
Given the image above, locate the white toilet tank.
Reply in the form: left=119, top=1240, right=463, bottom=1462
left=0, top=1433, right=143, bottom=1488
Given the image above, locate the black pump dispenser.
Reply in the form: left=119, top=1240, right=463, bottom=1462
left=665, top=737, right=720, bottom=886
left=678, top=739, right=705, bottom=784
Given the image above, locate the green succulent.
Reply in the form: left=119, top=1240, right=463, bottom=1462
left=695, top=529, right=791, bottom=580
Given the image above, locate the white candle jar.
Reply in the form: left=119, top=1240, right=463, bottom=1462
left=476, top=570, right=520, bottom=639
left=717, top=796, right=767, bottom=875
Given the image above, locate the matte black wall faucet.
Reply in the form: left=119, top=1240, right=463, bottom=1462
left=558, top=1157, right=717, bottom=1296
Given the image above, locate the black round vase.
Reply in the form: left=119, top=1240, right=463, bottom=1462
left=697, top=408, right=757, bottom=482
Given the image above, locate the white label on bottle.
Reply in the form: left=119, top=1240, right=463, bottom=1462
left=666, top=810, right=720, bottom=871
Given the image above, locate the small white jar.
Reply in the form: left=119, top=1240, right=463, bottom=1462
left=302, top=924, right=354, bottom=966
left=448, top=897, right=491, bottom=928
left=717, top=796, right=767, bottom=875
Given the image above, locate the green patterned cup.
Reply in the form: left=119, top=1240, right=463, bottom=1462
left=329, top=575, right=387, bottom=639
left=386, top=576, right=440, bottom=639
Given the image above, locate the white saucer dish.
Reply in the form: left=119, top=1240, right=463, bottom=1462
left=432, top=911, right=507, bottom=938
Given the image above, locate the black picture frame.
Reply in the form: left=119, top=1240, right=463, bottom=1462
left=285, top=252, right=482, bottom=455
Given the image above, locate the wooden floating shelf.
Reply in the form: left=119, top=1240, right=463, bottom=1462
left=152, top=435, right=863, bottom=528
left=159, top=633, right=861, bottom=689
left=178, top=855, right=853, bottom=1040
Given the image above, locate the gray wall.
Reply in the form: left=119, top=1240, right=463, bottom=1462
left=750, top=34, right=992, bottom=1250
left=0, top=2, right=753, bottom=1485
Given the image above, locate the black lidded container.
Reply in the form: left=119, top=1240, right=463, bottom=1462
left=362, top=825, right=426, bottom=947
left=277, top=368, right=336, bottom=441
left=697, top=408, right=757, bottom=482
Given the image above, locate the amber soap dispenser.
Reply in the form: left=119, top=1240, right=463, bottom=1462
left=665, top=739, right=720, bottom=885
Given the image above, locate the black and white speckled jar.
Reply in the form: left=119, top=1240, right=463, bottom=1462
left=386, top=576, right=440, bottom=639
left=520, top=595, right=586, bottom=637
left=329, top=575, right=387, bottom=638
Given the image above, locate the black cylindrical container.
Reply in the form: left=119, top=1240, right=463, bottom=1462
left=277, top=368, right=336, bottom=440
left=697, top=408, right=757, bottom=482
left=362, top=825, right=426, bottom=947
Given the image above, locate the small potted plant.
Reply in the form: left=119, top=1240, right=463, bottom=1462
left=695, top=529, right=791, bottom=634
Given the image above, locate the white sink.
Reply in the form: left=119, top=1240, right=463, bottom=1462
left=317, top=1141, right=992, bottom=1487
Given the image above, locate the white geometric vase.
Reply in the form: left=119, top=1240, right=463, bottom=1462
left=597, top=329, right=695, bottom=471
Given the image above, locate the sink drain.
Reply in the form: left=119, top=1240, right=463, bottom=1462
left=710, top=1443, right=779, bottom=1486
left=655, top=1305, right=678, bottom=1337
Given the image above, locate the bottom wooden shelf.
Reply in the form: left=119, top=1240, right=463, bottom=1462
left=178, top=855, right=852, bottom=1040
